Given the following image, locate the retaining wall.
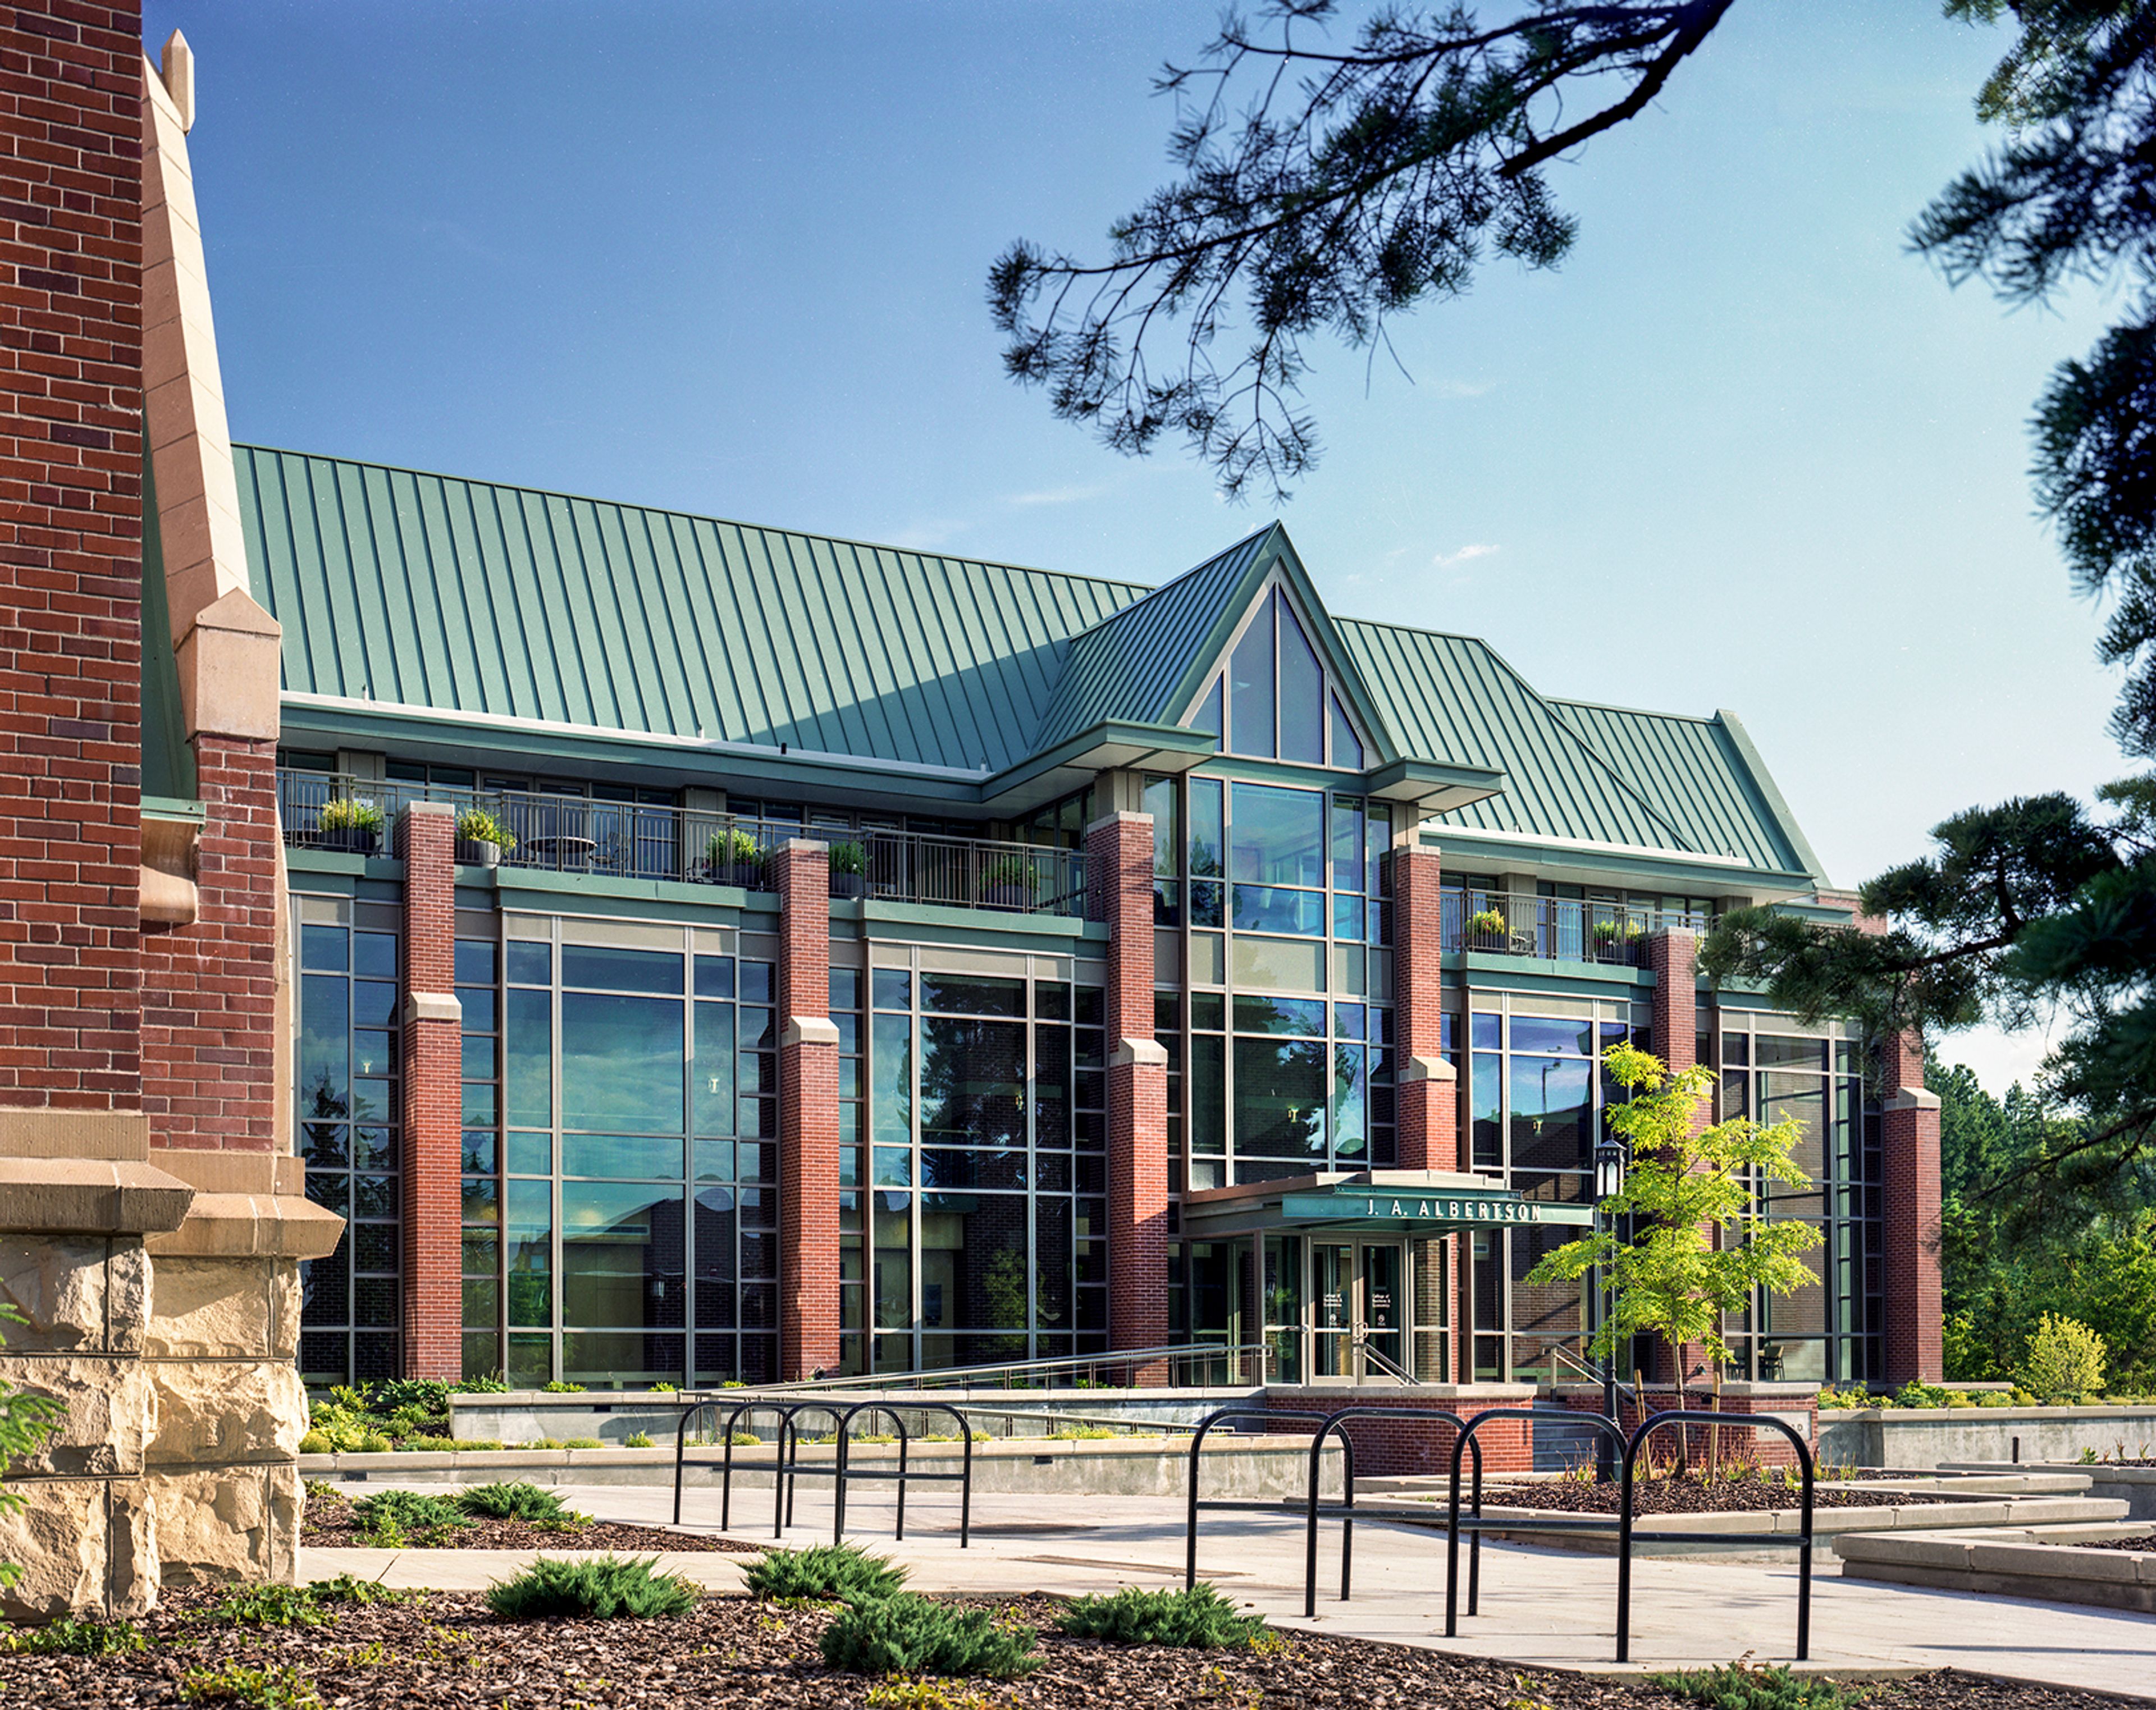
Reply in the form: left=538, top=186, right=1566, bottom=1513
left=1819, top=1405, right=2156, bottom=1469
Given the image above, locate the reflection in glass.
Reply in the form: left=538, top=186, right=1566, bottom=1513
left=1230, top=597, right=1275, bottom=757
left=1229, top=783, right=1323, bottom=887
left=561, top=993, right=684, bottom=1134
left=1277, top=592, right=1324, bottom=763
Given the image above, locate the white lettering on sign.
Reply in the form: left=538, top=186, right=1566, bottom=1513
left=1390, top=1199, right=1404, bottom=1215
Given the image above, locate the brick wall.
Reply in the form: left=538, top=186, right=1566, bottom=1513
left=397, top=804, right=459, bottom=1379
left=1642, top=928, right=1705, bottom=1387
left=1391, top=839, right=1454, bottom=1172
left=1555, top=1385, right=1818, bottom=1470
left=138, top=737, right=277, bottom=1149
left=0, top=6, right=144, bottom=1112
left=1880, top=1028, right=1943, bottom=1384
left=775, top=839, right=839, bottom=1380
left=1088, top=811, right=1168, bottom=1373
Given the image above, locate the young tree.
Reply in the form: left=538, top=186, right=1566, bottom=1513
left=1525, top=1044, right=1819, bottom=1466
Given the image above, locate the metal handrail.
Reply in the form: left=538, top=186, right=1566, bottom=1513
left=1354, top=1331, right=1416, bottom=1385
left=1438, top=886, right=1707, bottom=965
left=1544, top=1341, right=1645, bottom=1415
left=748, top=1341, right=1272, bottom=1393
left=275, top=769, right=1085, bottom=916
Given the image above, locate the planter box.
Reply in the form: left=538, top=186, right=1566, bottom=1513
left=980, top=884, right=1035, bottom=910
left=456, top=840, right=503, bottom=867
left=318, top=827, right=381, bottom=855
left=704, top=862, right=762, bottom=889
left=828, top=873, right=866, bottom=899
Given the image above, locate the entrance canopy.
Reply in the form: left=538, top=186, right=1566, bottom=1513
left=1180, top=1169, right=1596, bottom=1238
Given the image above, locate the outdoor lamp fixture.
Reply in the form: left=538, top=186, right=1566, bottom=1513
left=1595, top=1136, right=1629, bottom=1203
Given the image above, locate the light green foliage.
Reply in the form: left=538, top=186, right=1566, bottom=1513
left=819, top=1593, right=1039, bottom=1679
left=316, top=798, right=381, bottom=835
left=1525, top=1045, right=1821, bottom=1383
left=456, top=1482, right=576, bottom=1525
left=866, top=1680, right=1002, bottom=1710
left=829, top=841, right=867, bottom=876
left=2, top=1616, right=148, bottom=1657
left=743, top=1542, right=908, bottom=1605
left=298, top=1432, right=332, bottom=1455
left=624, top=1432, right=654, bottom=1448
left=1054, top=1584, right=1272, bottom=1650
left=455, top=808, right=515, bottom=851
left=2022, top=1313, right=2107, bottom=1402
left=455, top=1375, right=510, bottom=1394
left=180, top=1661, right=321, bottom=1710
left=204, top=1583, right=329, bottom=1629
left=649, top=1381, right=677, bottom=1393
left=563, top=1437, right=604, bottom=1450
left=1650, top=1661, right=1866, bottom=1709
left=485, top=1554, right=697, bottom=1620
left=540, top=1380, right=586, bottom=1393
left=306, top=1574, right=417, bottom=1608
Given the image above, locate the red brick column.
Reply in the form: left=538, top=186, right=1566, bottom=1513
left=1880, top=1028, right=1943, bottom=1384
left=398, top=802, right=462, bottom=1379
left=1270, top=1388, right=1535, bottom=1475
left=1642, top=928, right=1707, bottom=1394
left=1391, top=839, right=1456, bottom=1172
left=1088, top=811, right=1168, bottom=1377
left=775, top=839, right=841, bottom=1380
left=0, top=10, right=144, bottom=1115
left=139, top=737, right=280, bottom=1151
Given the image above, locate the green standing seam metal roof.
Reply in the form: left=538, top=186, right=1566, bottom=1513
left=237, top=443, right=1819, bottom=876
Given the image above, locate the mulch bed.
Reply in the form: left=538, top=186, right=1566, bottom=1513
left=302, top=1493, right=761, bottom=1555
left=2050, top=1534, right=2156, bottom=1553
left=0, top=1586, right=2126, bottom=1710
left=1472, top=1478, right=1904, bottom=1515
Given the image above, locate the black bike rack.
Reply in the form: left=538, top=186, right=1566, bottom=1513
left=673, top=1396, right=974, bottom=1548
left=1184, top=1405, right=1487, bottom=1620
left=1616, top=1409, right=1814, bottom=1663
left=1445, top=1404, right=1629, bottom=1639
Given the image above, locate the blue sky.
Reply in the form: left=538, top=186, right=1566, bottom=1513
left=145, top=0, right=2127, bottom=1091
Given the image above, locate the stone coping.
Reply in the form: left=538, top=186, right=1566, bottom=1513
left=1820, top=1402, right=2156, bottom=1421
left=451, top=1386, right=1264, bottom=1409
left=1546, top=1382, right=1822, bottom=1400
left=1834, top=1522, right=2156, bottom=1611
left=1365, top=1493, right=2128, bottom=1539
left=1945, top=1460, right=2156, bottom=1483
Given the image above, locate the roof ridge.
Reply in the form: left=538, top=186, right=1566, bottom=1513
left=1049, top=521, right=1281, bottom=649
left=1548, top=695, right=1715, bottom=726
left=231, top=442, right=1155, bottom=596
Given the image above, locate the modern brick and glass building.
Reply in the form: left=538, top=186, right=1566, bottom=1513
left=250, top=453, right=1944, bottom=1397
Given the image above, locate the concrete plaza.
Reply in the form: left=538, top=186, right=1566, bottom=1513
left=300, top=1478, right=2156, bottom=1699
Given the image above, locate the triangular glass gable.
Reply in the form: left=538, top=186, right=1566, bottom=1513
left=1188, top=582, right=1370, bottom=769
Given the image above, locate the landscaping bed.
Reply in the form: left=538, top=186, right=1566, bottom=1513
left=2054, top=1532, right=2156, bottom=1552
left=1473, top=1476, right=1905, bottom=1515
left=0, top=1584, right=2130, bottom=1710
left=301, top=1480, right=761, bottom=1555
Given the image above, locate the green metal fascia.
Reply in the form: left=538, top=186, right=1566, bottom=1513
left=141, top=794, right=207, bottom=824
left=1772, top=900, right=1857, bottom=923
left=1423, top=828, right=1812, bottom=894
left=984, top=720, right=1218, bottom=802
left=1360, top=755, right=1508, bottom=806
left=1448, top=955, right=1655, bottom=999
left=287, top=848, right=401, bottom=880
left=485, top=865, right=764, bottom=925
left=1712, top=709, right=1829, bottom=885
left=849, top=897, right=1106, bottom=951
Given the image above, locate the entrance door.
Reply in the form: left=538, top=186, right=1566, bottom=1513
left=1309, top=1241, right=1408, bottom=1381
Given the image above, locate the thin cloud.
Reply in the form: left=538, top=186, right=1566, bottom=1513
left=1432, top=542, right=1499, bottom=570
left=1005, top=483, right=1106, bottom=507
left=1435, top=379, right=1495, bottom=399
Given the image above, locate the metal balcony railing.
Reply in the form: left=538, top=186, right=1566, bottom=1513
left=275, top=770, right=1086, bottom=918
left=1439, top=888, right=1709, bottom=966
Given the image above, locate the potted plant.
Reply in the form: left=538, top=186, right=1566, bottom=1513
left=828, top=839, right=867, bottom=899
left=1465, top=906, right=1506, bottom=940
left=318, top=797, right=383, bottom=856
left=704, top=827, right=763, bottom=888
left=455, top=807, right=516, bottom=867
left=980, top=852, right=1036, bottom=911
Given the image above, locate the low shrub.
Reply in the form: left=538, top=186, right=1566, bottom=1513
left=624, top=1432, right=654, bottom=1448
left=563, top=1437, right=605, bottom=1450
left=352, top=1488, right=469, bottom=1539
left=743, top=1542, right=907, bottom=1605
left=456, top=1375, right=511, bottom=1394
left=540, top=1380, right=587, bottom=1393
left=2022, top=1314, right=2107, bottom=1403
left=486, top=1554, right=697, bottom=1620
left=179, top=1660, right=321, bottom=1709
left=357, top=1432, right=392, bottom=1455
left=1055, top=1583, right=1271, bottom=1650
left=458, top=1481, right=575, bottom=1525
left=394, top=1435, right=487, bottom=1454
left=820, top=1593, right=1038, bottom=1679
left=866, top=1681, right=1002, bottom=1710
left=298, top=1431, right=332, bottom=1455
left=1651, top=1661, right=1865, bottom=1709
left=1, top=1616, right=148, bottom=1657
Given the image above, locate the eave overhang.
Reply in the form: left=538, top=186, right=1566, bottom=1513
left=978, top=720, right=1216, bottom=816
left=1422, top=824, right=1816, bottom=898
left=1360, top=756, right=1506, bottom=815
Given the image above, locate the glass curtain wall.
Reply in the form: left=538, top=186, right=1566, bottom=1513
left=295, top=909, right=401, bottom=1387
left=1180, top=777, right=1392, bottom=1188
left=456, top=926, right=779, bottom=1388
left=848, top=967, right=1108, bottom=1375
left=1464, top=1000, right=1634, bottom=1382
left=1716, top=1021, right=1881, bottom=1383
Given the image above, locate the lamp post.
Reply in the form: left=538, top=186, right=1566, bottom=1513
left=1593, top=1135, right=1630, bottom=1473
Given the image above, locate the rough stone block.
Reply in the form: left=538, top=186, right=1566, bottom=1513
left=0, top=1359, right=154, bottom=1478
left=0, top=1479, right=105, bottom=1620
left=149, top=1464, right=298, bottom=1588
left=147, top=1256, right=289, bottom=1360
left=148, top=1360, right=305, bottom=1469
left=0, top=1237, right=113, bottom=1352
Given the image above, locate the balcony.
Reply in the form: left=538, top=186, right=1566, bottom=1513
left=275, top=771, right=1087, bottom=918
left=1438, top=887, right=1707, bottom=966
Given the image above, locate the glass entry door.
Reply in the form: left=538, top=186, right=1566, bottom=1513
left=1308, top=1240, right=1408, bottom=1381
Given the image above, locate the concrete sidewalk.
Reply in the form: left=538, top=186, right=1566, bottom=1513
left=302, top=1478, right=2156, bottom=1699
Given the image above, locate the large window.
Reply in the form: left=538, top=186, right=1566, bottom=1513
left=295, top=907, right=401, bottom=1388
left=1717, top=1022, right=1880, bottom=1386
left=458, top=926, right=779, bottom=1388
left=1192, top=586, right=1366, bottom=768
left=849, top=965, right=1107, bottom=1374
